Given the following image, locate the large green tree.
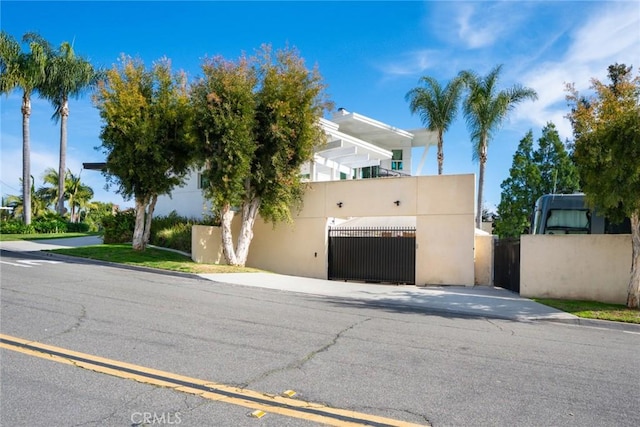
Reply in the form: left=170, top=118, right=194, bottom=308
left=405, top=75, right=464, bottom=175
left=0, top=32, right=50, bottom=225
left=494, top=131, right=540, bottom=237
left=566, top=64, right=640, bottom=308
left=460, top=65, right=538, bottom=228
left=41, top=41, right=101, bottom=216
left=191, top=46, right=331, bottom=266
left=495, top=123, right=580, bottom=238
left=94, top=56, right=195, bottom=250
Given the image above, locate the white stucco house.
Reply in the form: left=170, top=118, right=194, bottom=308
left=153, top=109, right=437, bottom=218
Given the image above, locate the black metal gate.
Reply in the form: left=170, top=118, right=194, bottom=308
left=328, top=227, right=416, bottom=284
left=494, top=238, right=520, bottom=293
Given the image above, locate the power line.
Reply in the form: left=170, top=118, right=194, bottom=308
left=0, top=180, right=21, bottom=193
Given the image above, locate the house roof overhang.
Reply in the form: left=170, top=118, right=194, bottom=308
left=330, top=110, right=438, bottom=149
left=316, top=118, right=392, bottom=169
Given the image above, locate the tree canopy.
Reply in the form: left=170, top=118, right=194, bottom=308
left=405, top=75, right=464, bottom=175
left=40, top=41, right=101, bottom=216
left=495, top=123, right=579, bottom=238
left=191, top=45, right=331, bottom=266
left=459, top=65, right=538, bottom=228
left=0, top=31, right=50, bottom=225
left=94, top=55, right=196, bottom=250
left=566, top=63, right=640, bottom=308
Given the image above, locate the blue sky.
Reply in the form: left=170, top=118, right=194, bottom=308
left=1, top=1, right=639, bottom=212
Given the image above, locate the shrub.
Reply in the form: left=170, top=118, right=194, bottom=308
left=32, top=213, right=67, bottom=233
left=66, top=222, right=90, bottom=233
left=149, top=211, right=215, bottom=253
left=151, top=222, right=192, bottom=253
left=0, top=220, right=35, bottom=234
left=101, top=209, right=215, bottom=250
left=102, top=209, right=135, bottom=244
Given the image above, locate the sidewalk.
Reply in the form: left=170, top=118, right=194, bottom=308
left=198, top=272, right=578, bottom=322
left=3, top=236, right=638, bottom=330
left=0, top=235, right=103, bottom=252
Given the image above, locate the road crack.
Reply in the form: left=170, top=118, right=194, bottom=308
left=485, top=318, right=516, bottom=335
left=243, top=317, right=371, bottom=387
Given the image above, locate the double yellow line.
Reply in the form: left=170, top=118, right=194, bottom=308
left=0, top=334, right=427, bottom=426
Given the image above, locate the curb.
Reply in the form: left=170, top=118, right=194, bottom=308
left=36, top=250, right=204, bottom=281
left=535, top=315, right=640, bottom=333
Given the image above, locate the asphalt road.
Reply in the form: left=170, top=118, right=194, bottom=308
left=1, top=249, right=639, bottom=427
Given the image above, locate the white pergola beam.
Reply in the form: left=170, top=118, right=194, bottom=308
left=317, top=146, right=357, bottom=159
left=347, top=159, right=381, bottom=169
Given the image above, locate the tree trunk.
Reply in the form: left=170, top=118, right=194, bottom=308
left=627, top=212, right=640, bottom=308
left=57, top=98, right=69, bottom=216
left=476, top=141, right=487, bottom=229
left=235, top=197, right=261, bottom=266
left=132, top=195, right=149, bottom=251
left=21, top=92, right=31, bottom=225
left=142, top=194, right=157, bottom=246
left=437, top=130, right=444, bottom=175
left=220, top=203, right=238, bottom=265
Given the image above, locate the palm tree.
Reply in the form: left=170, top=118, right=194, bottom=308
left=40, top=41, right=101, bottom=216
left=37, top=167, right=94, bottom=222
left=66, top=170, right=94, bottom=223
left=460, top=65, right=537, bottom=228
left=6, top=176, right=49, bottom=219
left=37, top=167, right=64, bottom=210
left=0, top=32, right=50, bottom=224
left=405, top=75, right=464, bottom=175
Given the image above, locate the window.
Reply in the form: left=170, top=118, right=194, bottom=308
left=198, top=173, right=210, bottom=189
left=361, top=166, right=380, bottom=179
left=391, top=149, right=403, bottom=171
left=545, top=209, right=590, bottom=234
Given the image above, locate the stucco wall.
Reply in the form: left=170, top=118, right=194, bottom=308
left=520, top=234, right=631, bottom=304
left=191, top=225, right=226, bottom=264
left=192, top=174, right=477, bottom=286
left=154, top=174, right=212, bottom=219
left=474, top=234, right=495, bottom=286
left=246, top=218, right=329, bottom=279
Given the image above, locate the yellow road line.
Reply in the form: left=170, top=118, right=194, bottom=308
left=0, top=334, right=428, bottom=427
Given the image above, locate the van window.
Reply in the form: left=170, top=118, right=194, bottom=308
left=545, top=209, right=590, bottom=234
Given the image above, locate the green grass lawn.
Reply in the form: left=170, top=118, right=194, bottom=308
left=0, top=232, right=101, bottom=242
left=47, top=244, right=265, bottom=274
left=533, top=298, right=640, bottom=324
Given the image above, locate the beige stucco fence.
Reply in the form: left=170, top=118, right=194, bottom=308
left=520, top=234, right=632, bottom=304
left=192, top=174, right=494, bottom=287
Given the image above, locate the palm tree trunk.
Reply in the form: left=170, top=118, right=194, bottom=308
left=21, top=92, right=32, bottom=225
left=476, top=141, right=488, bottom=228
left=57, top=98, right=69, bottom=216
left=437, top=130, right=444, bottom=175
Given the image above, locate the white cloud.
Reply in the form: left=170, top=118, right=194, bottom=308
left=376, top=49, right=441, bottom=77
left=567, top=2, right=640, bottom=65
left=455, top=4, right=501, bottom=49
left=517, top=2, right=640, bottom=140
